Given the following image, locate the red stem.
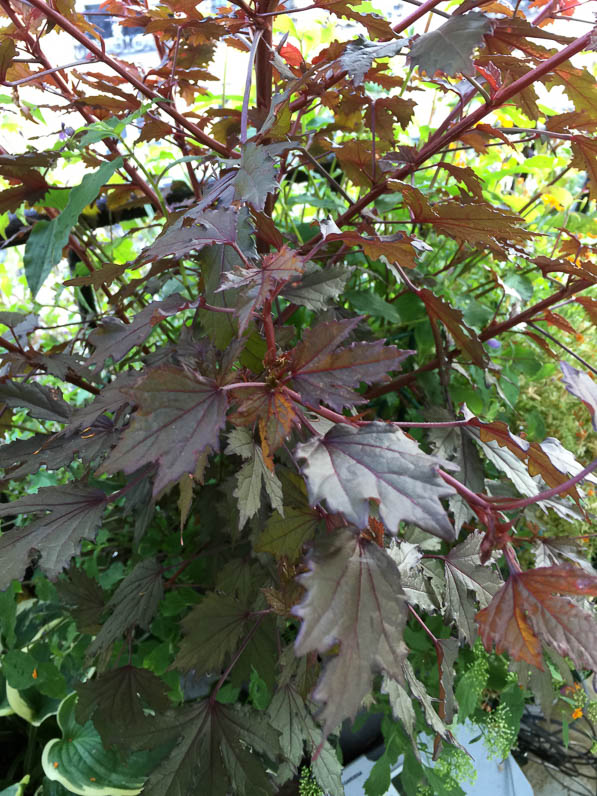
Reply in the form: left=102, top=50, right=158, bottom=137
left=393, top=0, right=446, bottom=34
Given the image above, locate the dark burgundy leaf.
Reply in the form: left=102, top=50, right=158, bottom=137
left=100, top=365, right=227, bottom=496
left=296, top=422, right=456, bottom=540
left=0, top=485, right=108, bottom=586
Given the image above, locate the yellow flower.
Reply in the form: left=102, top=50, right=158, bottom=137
left=573, top=707, right=583, bottom=720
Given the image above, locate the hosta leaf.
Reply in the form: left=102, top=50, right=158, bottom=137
left=267, top=686, right=343, bottom=794
left=289, top=319, right=412, bottom=411
left=88, top=558, right=163, bottom=657
left=75, top=666, right=170, bottom=747
left=135, top=700, right=279, bottom=796
left=296, top=423, right=456, bottom=540
left=87, top=293, right=199, bottom=372
left=0, top=486, right=107, bottom=588
left=294, top=529, right=409, bottom=737
left=339, top=37, right=408, bottom=86
left=560, top=360, right=597, bottom=431
left=42, top=693, right=155, bottom=796
left=100, top=365, right=227, bottom=496
left=444, top=533, right=502, bottom=643
left=408, top=12, right=491, bottom=77
left=217, top=245, right=304, bottom=334
left=173, top=592, right=249, bottom=675
left=477, top=565, right=597, bottom=670
left=280, top=262, right=352, bottom=311
left=232, top=142, right=277, bottom=212
left=0, top=380, right=71, bottom=423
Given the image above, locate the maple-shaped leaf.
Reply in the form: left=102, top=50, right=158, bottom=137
left=134, top=699, right=279, bottom=796
left=75, top=666, right=170, bottom=747
left=560, top=360, right=597, bottom=431
left=69, top=370, right=140, bottom=431
left=56, top=565, right=106, bottom=634
left=294, top=529, right=409, bottom=737
left=576, top=296, right=597, bottom=325
left=137, top=205, right=241, bottom=265
left=464, top=411, right=583, bottom=500
left=409, top=12, right=491, bottom=77
left=388, top=541, right=437, bottom=612
left=231, top=141, right=277, bottom=212
left=88, top=558, right=163, bottom=657
left=268, top=685, right=343, bottom=793
left=288, top=318, right=412, bottom=411
left=0, top=485, right=108, bottom=588
left=315, top=0, right=396, bottom=39
left=393, top=182, right=533, bottom=252
left=174, top=592, right=250, bottom=674
left=296, top=423, right=456, bottom=540
left=339, top=37, right=408, bottom=86
left=280, top=261, right=352, bottom=311
left=100, top=365, right=227, bottom=496
left=436, top=162, right=485, bottom=200
left=256, top=506, right=320, bottom=561
left=0, top=416, right=117, bottom=480
left=419, top=289, right=486, bottom=367
left=86, top=293, right=199, bottom=372
left=444, top=533, right=502, bottom=643
left=217, top=245, right=304, bottom=333
left=230, top=386, right=299, bottom=464
left=226, top=427, right=283, bottom=529
left=0, top=380, right=72, bottom=423
left=477, top=565, right=597, bottom=670
left=322, top=228, right=424, bottom=269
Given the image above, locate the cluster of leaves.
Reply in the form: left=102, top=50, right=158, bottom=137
left=0, top=0, right=596, bottom=793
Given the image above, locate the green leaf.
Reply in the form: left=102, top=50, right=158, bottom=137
left=88, top=558, right=163, bottom=657
left=42, top=694, right=156, bottom=795
left=255, top=505, right=319, bottom=560
left=226, top=428, right=283, bottom=529
left=249, top=667, right=271, bottom=710
left=24, top=159, right=122, bottom=297
left=294, top=528, right=409, bottom=737
left=345, top=290, right=403, bottom=323
left=0, top=776, right=29, bottom=796
left=2, top=649, right=37, bottom=690
left=296, top=422, right=456, bottom=540
left=0, top=580, right=21, bottom=647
